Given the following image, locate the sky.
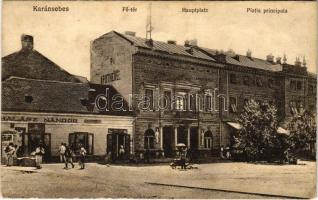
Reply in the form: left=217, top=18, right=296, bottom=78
left=2, top=1, right=317, bottom=79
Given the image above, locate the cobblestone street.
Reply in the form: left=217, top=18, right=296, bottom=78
left=1, top=161, right=316, bottom=198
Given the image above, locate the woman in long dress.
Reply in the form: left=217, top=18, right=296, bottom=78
left=6, top=143, right=16, bottom=166
left=35, top=143, right=45, bottom=169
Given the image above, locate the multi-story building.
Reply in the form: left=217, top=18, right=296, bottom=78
left=90, top=31, right=316, bottom=158
left=1, top=35, right=134, bottom=162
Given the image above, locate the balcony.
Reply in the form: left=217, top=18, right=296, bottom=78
left=173, top=110, right=198, bottom=119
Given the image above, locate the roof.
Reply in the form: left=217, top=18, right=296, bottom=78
left=2, top=49, right=83, bottom=83
left=108, top=31, right=288, bottom=72
left=198, top=47, right=283, bottom=72
left=2, top=77, right=90, bottom=113
left=113, top=31, right=216, bottom=62
left=308, top=72, right=317, bottom=79
left=2, top=77, right=134, bottom=116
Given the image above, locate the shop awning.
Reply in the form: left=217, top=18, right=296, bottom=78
left=227, top=122, right=290, bottom=136
left=277, top=127, right=290, bottom=135
left=226, top=122, right=242, bottom=130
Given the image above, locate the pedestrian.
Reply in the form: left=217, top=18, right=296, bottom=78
left=220, top=145, right=225, bottom=159
left=64, top=145, right=74, bottom=169
left=119, top=145, right=125, bottom=160
left=35, top=143, right=45, bottom=169
left=6, top=143, right=16, bottom=167
left=58, top=143, right=66, bottom=163
left=79, top=144, right=87, bottom=169
left=225, top=146, right=231, bottom=160
left=104, top=152, right=112, bottom=166
left=180, top=147, right=187, bottom=170
left=144, top=148, right=150, bottom=163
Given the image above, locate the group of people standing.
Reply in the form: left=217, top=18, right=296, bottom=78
left=58, top=143, right=87, bottom=170
left=4, top=142, right=45, bottom=169
left=220, top=145, right=232, bottom=159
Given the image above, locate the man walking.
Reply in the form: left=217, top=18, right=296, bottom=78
left=59, top=143, right=66, bottom=163
left=64, top=144, right=75, bottom=169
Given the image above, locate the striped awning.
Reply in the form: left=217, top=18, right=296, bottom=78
left=226, top=122, right=242, bottom=130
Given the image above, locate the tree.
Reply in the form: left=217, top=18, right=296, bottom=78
left=235, top=99, right=283, bottom=161
left=287, top=110, right=316, bottom=159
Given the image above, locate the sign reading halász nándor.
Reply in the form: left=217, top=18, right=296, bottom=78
left=2, top=116, right=77, bottom=123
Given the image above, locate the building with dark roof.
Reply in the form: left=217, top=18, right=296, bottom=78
left=1, top=35, right=134, bottom=162
left=90, top=30, right=316, bottom=158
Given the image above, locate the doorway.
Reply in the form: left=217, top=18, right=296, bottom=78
left=177, top=126, right=187, bottom=146
left=22, top=133, right=51, bottom=161
left=190, top=127, right=199, bottom=149
left=107, top=129, right=130, bottom=160
left=163, top=126, right=174, bottom=157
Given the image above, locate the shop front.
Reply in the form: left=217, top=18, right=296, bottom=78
left=1, top=112, right=134, bottom=163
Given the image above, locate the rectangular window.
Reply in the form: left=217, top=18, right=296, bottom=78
left=176, top=92, right=186, bottom=111
left=189, top=93, right=196, bottom=111
left=268, top=79, right=274, bottom=88
left=205, top=95, right=212, bottom=111
left=243, top=76, right=250, bottom=85
left=229, top=97, right=237, bottom=113
left=229, top=74, right=237, bottom=84
left=289, top=101, right=298, bottom=115
left=164, top=91, right=172, bottom=110
left=290, top=80, right=297, bottom=91
left=256, top=78, right=263, bottom=87
left=69, top=132, right=94, bottom=155
left=308, top=85, right=314, bottom=95
left=145, top=89, right=154, bottom=110
left=297, top=81, right=302, bottom=90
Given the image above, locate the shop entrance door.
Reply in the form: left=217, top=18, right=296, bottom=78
left=190, top=127, right=199, bottom=159
left=22, top=123, right=51, bottom=161
left=190, top=127, right=199, bottom=150
left=177, top=126, right=188, bottom=146
left=107, top=129, right=130, bottom=161
left=23, top=133, right=51, bottom=161
left=163, top=126, right=174, bottom=157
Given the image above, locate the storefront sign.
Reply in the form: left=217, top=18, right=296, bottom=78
left=84, top=119, right=102, bottom=124
left=2, top=115, right=78, bottom=123
left=44, top=117, right=78, bottom=123
left=1, top=116, right=38, bottom=122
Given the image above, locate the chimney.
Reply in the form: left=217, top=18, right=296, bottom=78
left=302, top=56, right=307, bottom=67
left=21, top=34, right=33, bottom=51
left=226, top=49, right=236, bottom=57
left=283, top=54, right=287, bottom=64
left=167, top=40, right=176, bottom=45
left=186, top=47, right=194, bottom=54
left=184, top=40, right=190, bottom=47
left=276, top=57, right=282, bottom=64
left=184, top=39, right=197, bottom=47
left=295, top=57, right=301, bottom=67
left=189, top=39, right=198, bottom=46
left=145, top=39, right=154, bottom=47
left=246, top=49, right=252, bottom=58
left=124, top=31, right=136, bottom=37
left=266, top=54, right=274, bottom=63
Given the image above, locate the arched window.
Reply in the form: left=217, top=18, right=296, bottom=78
left=204, top=131, right=213, bottom=149
left=144, top=129, right=155, bottom=149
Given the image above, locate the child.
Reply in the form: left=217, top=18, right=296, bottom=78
left=79, top=144, right=87, bottom=169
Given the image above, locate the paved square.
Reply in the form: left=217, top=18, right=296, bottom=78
left=1, top=161, right=316, bottom=198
